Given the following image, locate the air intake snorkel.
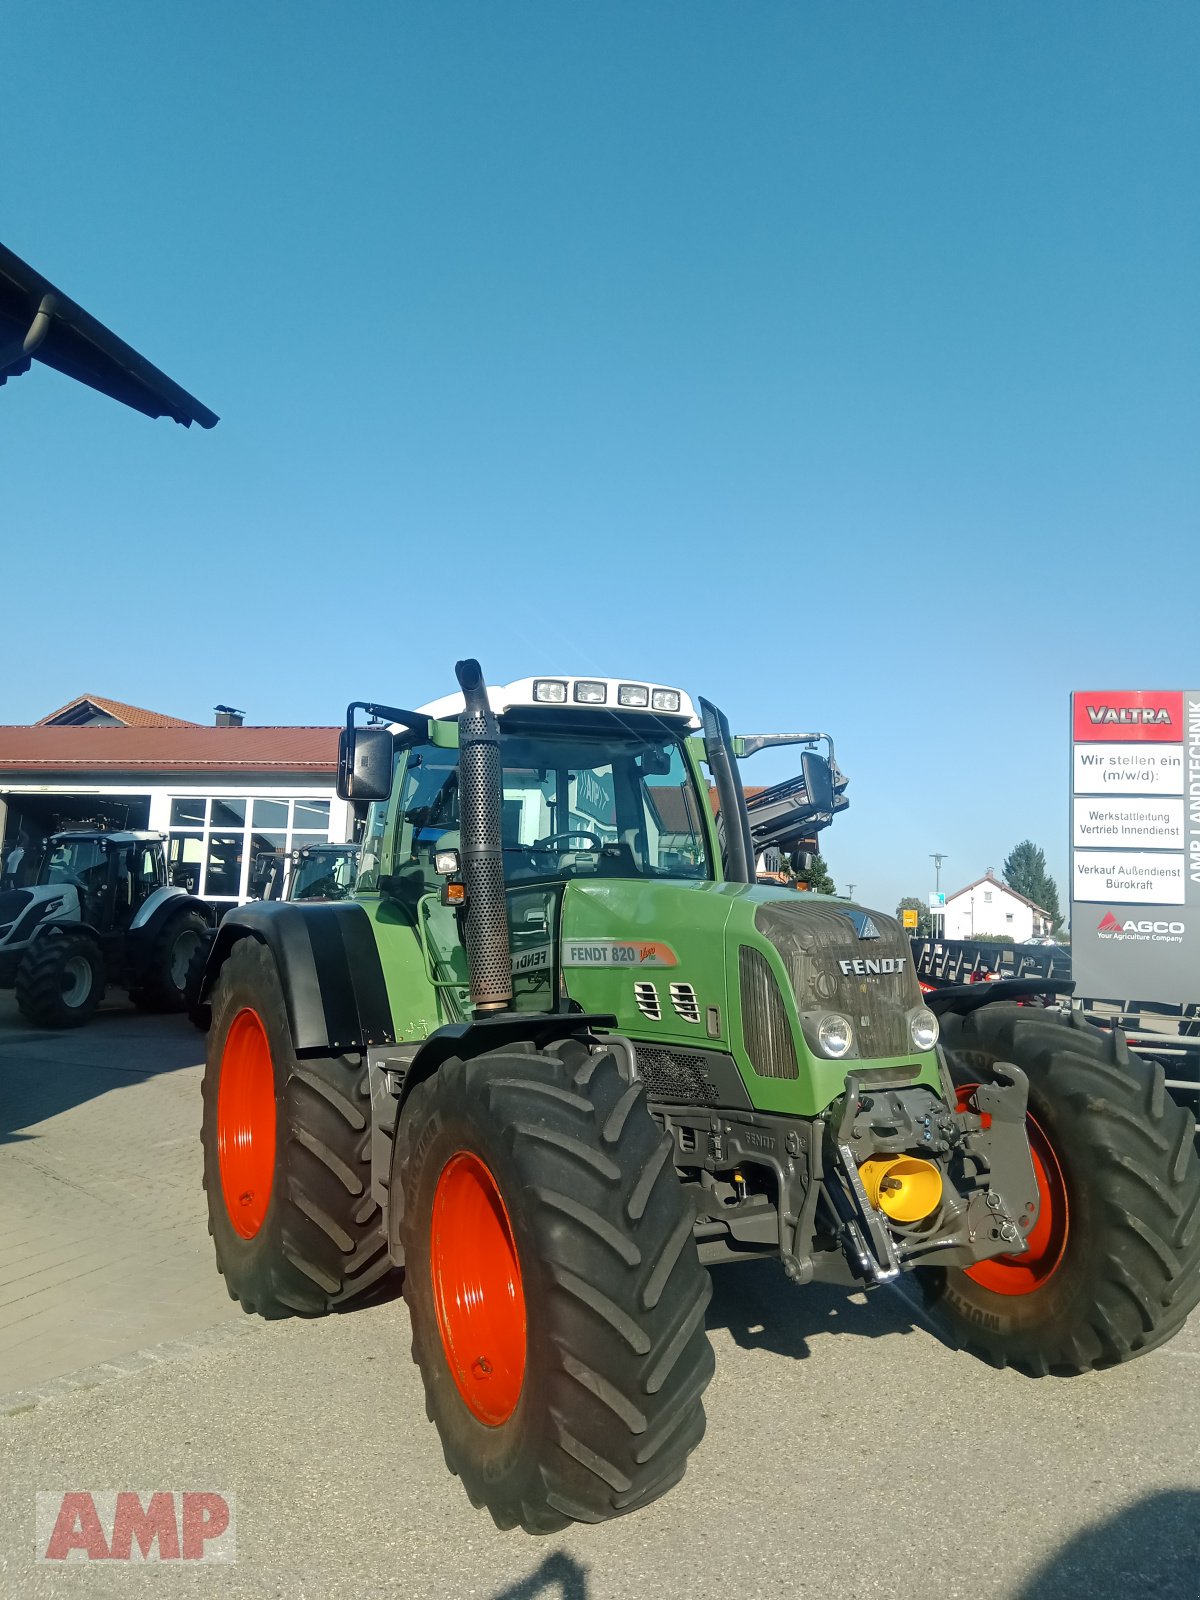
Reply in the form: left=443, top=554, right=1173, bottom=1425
left=454, top=658, right=514, bottom=1016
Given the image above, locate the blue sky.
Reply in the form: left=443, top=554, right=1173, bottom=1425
left=3, top=3, right=1197, bottom=916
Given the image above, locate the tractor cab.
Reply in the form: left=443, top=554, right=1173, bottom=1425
left=288, top=843, right=361, bottom=902
left=344, top=674, right=843, bottom=1017
left=36, top=830, right=168, bottom=932
left=249, top=843, right=362, bottom=902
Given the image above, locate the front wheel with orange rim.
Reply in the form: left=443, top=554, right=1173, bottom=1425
left=395, top=1038, right=715, bottom=1535
left=430, top=1151, right=527, bottom=1426
left=920, top=1003, right=1200, bottom=1375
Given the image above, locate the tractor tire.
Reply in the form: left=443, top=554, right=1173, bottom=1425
left=15, top=933, right=105, bottom=1028
left=395, top=1038, right=715, bottom=1534
left=921, top=1003, right=1200, bottom=1375
left=185, top=925, right=218, bottom=1029
left=131, top=909, right=211, bottom=1012
left=200, top=937, right=391, bottom=1317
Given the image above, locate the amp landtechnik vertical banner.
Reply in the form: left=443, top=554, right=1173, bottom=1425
left=1070, top=690, right=1200, bottom=1005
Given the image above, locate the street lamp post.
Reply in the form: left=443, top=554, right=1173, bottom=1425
left=929, top=853, right=948, bottom=938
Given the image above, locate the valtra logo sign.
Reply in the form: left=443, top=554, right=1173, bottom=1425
left=1072, top=690, right=1183, bottom=743
left=1097, top=911, right=1185, bottom=943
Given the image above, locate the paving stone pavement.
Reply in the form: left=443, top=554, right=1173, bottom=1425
left=0, top=993, right=238, bottom=1395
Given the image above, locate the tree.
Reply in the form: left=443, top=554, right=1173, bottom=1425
left=800, top=855, right=836, bottom=895
left=896, top=896, right=933, bottom=936
left=1002, top=840, right=1063, bottom=931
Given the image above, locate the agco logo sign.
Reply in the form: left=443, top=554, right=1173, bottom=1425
left=1097, top=912, right=1185, bottom=942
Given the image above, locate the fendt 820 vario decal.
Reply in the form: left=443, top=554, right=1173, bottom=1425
left=192, top=662, right=1200, bottom=1534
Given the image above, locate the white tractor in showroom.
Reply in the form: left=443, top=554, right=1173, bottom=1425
left=0, top=830, right=213, bottom=1027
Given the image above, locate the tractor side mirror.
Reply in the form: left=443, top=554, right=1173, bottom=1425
left=337, top=725, right=393, bottom=801
left=801, top=751, right=835, bottom=818
left=638, top=746, right=673, bottom=777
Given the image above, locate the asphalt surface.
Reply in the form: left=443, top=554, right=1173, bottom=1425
left=2, top=994, right=1199, bottom=1598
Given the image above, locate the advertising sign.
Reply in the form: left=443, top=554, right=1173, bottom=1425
left=1070, top=690, right=1200, bottom=1003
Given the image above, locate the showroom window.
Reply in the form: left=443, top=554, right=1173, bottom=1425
left=167, top=797, right=332, bottom=901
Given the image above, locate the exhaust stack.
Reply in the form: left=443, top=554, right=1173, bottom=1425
left=454, top=659, right=513, bottom=1015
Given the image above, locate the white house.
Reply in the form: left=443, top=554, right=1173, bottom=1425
left=942, top=869, right=1054, bottom=943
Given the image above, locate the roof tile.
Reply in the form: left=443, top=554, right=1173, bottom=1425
left=0, top=725, right=338, bottom=775
left=36, top=694, right=200, bottom=728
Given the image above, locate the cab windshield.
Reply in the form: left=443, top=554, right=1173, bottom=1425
left=395, top=726, right=711, bottom=889
left=290, top=848, right=359, bottom=901
left=38, top=838, right=108, bottom=887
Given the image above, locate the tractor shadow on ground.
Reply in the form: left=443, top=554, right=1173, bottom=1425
left=1016, top=1489, right=1200, bottom=1599
left=0, top=999, right=203, bottom=1145
left=705, top=1257, right=925, bottom=1360
left=490, top=1552, right=590, bottom=1600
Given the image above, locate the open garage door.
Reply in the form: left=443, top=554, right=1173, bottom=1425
left=0, top=793, right=151, bottom=888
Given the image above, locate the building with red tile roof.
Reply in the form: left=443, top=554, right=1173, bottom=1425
left=0, top=697, right=344, bottom=905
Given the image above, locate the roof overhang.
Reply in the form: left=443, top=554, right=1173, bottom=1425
left=0, top=241, right=218, bottom=427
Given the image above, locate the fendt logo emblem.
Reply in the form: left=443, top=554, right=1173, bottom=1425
left=845, top=910, right=880, bottom=940
left=1097, top=912, right=1185, bottom=941
left=838, top=957, right=906, bottom=977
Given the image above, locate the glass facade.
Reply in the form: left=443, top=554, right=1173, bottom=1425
left=166, top=796, right=334, bottom=901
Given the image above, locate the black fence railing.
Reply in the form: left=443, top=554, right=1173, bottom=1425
left=911, top=938, right=1072, bottom=987
left=911, top=937, right=1199, bottom=1098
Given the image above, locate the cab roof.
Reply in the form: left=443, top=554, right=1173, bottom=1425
left=50, top=830, right=163, bottom=845
left=419, top=675, right=700, bottom=729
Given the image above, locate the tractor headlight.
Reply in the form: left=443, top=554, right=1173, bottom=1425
left=816, top=1013, right=854, bottom=1058
left=533, top=679, right=567, bottom=703
left=618, top=683, right=650, bottom=707
left=909, top=1007, right=940, bottom=1051
left=651, top=688, right=681, bottom=713
left=573, top=680, right=607, bottom=704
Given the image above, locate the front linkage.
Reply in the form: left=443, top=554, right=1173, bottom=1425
left=646, top=1059, right=1039, bottom=1290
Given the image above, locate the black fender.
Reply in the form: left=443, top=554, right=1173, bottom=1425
left=193, top=898, right=395, bottom=1055
left=396, top=1010, right=622, bottom=1116
left=925, top=978, right=1076, bottom=1017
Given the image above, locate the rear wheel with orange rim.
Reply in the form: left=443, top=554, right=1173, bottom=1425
left=200, top=937, right=390, bottom=1317
left=395, top=1037, right=715, bottom=1534
left=922, top=1003, right=1200, bottom=1374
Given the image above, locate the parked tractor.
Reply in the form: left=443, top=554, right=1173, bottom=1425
left=192, top=664, right=1200, bottom=1534
left=0, top=830, right=212, bottom=1027
left=248, top=842, right=362, bottom=903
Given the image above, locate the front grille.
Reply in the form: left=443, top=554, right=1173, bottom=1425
left=634, top=1046, right=719, bottom=1104
left=739, top=945, right=798, bottom=1078
left=754, top=901, right=920, bottom=1059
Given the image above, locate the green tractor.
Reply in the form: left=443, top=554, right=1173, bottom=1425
left=192, top=663, right=1200, bottom=1534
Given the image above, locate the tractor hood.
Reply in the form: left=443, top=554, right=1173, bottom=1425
left=0, top=883, right=80, bottom=948
left=559, top=879, right=935, bottom=1117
